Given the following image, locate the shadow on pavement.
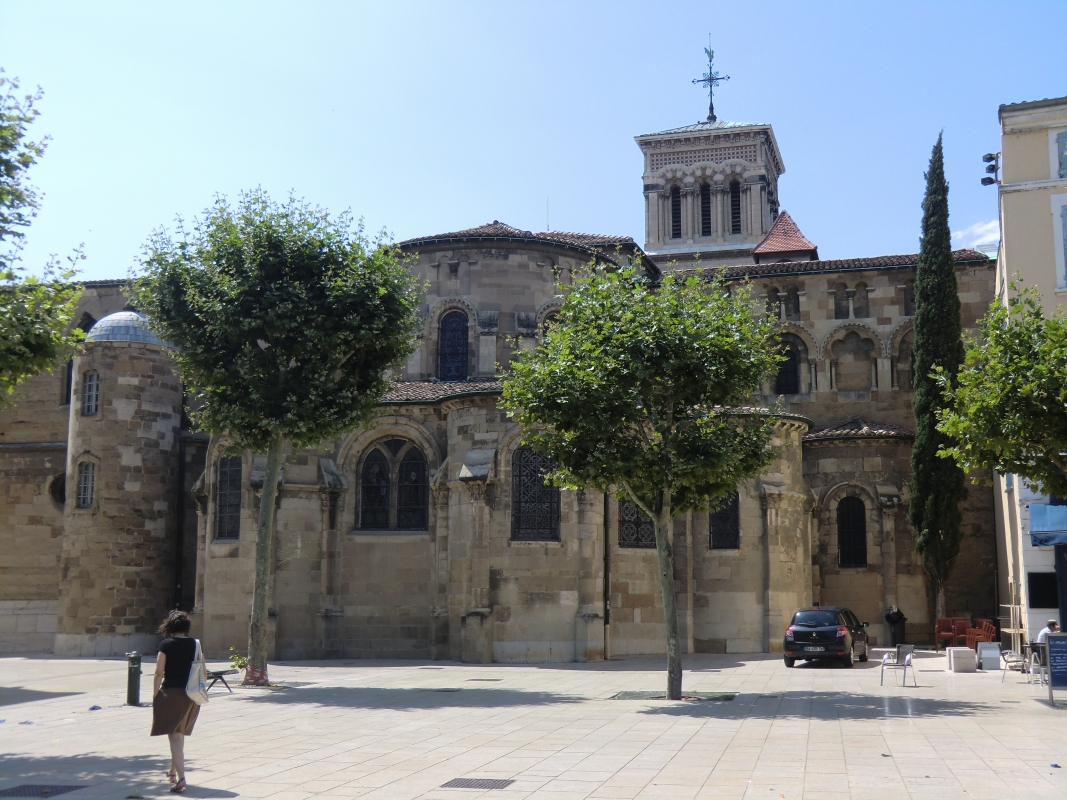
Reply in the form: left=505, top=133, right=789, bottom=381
left=635, top=690, right=993, bottom=719
left=0, top=687, right=82, bottom=707
left=237, top=685, right=582, bottom=710
left=0, top=753, right=238, bottom=799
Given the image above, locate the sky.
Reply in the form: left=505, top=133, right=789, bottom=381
left=2, top=1, right=1065, bottom=282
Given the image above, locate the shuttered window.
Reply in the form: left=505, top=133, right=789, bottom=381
left=670, top=186, right=682, bottom=239
left=700, top=183, right=712, bottom=236
left=730, top=180, right=741, bottom=234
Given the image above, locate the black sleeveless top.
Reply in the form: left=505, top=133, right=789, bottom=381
left=159, top=637, right=197, bottom=690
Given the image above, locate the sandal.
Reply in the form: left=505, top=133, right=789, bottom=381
left=170, top=779, right=186, bottom=794
left=166, top=771, right=177, bottom=784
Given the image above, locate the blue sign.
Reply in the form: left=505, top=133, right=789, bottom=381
left=1049, top=634, right=1067, bottom=691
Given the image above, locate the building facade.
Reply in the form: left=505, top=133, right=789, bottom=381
left=0, top=113, right=1000, bottom=660
left=991, top=95, right=1067, bottom=643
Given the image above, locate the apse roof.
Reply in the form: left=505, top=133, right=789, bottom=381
left=752, top=211, right=818, bottom=255
left=803, top=416, right=914, bottom=443
left=637, top=119, right=768, bottom=137
left=380, top=379, right=503, bottom=404
left=686, top=249, right=991, bottom=280
left=84, top=311, right=170, bottom=347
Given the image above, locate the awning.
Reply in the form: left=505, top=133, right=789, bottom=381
left=1029, top=503, right=1067, bottom=546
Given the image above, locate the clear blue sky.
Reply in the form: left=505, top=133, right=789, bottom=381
left=2, top=1, right=1064, bottom=281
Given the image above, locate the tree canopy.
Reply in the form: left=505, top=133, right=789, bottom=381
left=938, top=282, right=1067, bottom=498
left=909, top=133, right=967, bottom=618
left=502, top=264, right=781, bottom=697
left=0, top=71, right=82, bottom=407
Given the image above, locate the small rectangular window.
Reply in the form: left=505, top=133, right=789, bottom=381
left=76, top=462, right=95, bottom=508
left=81, top=371, right=100, bottom=416
left=1028, top=572, right=1059, bottom=610
left=213, top=456, right=243, bottom=539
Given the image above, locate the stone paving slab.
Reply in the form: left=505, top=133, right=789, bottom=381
left=1, top=650, right=1066, bottom=800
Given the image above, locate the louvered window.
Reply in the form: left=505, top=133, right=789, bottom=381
left=76, top=462, right=95, bottom=508
left=700, top=183, right=712, bottom=237
left=619, top=500, right=655, bottom=548
left=837, top=496, right=867, bottom=568
left=730, top=180, right=742, bottom=234
left=511, top=447, right=560, bottom=541
left=438, top=311, right=468, bottom=381
left=710, top=492, right=740, bottom=550
left=670, top=185, right=682, bottom=239
left=81, top=371, right=100, bottom=416
left=213, top=456, right=243, bottom=539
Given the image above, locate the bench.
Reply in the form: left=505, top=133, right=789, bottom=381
left=207, top=668, right=239, bottom=693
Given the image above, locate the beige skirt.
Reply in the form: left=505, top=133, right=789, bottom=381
left=151, top=688, right=200, bottom=736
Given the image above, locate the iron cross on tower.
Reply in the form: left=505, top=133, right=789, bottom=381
left=692, top=46, right=729, bottom=123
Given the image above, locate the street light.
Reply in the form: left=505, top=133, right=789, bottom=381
left=981, top=152, right=1000, bottom=186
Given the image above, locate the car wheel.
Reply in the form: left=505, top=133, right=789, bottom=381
left=858, top=644, right=869, bottom=663
left=842, top=645, right=854, bottom=668
left=783, top=657, right=795, bottom=668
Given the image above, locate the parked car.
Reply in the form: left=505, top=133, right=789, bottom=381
left=783, top=606, right=870, bottom=668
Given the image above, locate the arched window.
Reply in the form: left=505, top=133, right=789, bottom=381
left=834, top=284, right=850, bottom=320
left=81, top=371, right=100, bottom=416
left=837, top=496, right=867, bottom=568
left=76, top=461, right=95, bottom=508
left=438, top=311, right=469, bottom=381
left=670, top=185, right=682, bottom=239
left=213, top=456, right=243, bottom=539
left=396, top=447, right=428, bottom=530
left=784, top=286, right=801, bottom=321
left=700, top=182, right=712, bottom=237
left=710, top=492, right=740, bottom=549
left=853, top=282, right=869, bottom=318
left=542, top=312, right=559, bottom=338
left=511, top=447, right=560, bottom=541
left=766, top=287, right=782, bottom=319
left=359, top=440, right=429, bottom=531
left=619, top=500, right=655, bottom=548
left=775, top=343, right=801, bottom=395
left=729, top=180, right=742, bottom=234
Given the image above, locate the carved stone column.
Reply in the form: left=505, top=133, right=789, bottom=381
left=317, top=457, right=345, bottom=659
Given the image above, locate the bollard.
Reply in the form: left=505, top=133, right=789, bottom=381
left=126, top=651, right=141, bottom=706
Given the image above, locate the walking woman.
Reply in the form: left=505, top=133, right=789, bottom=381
left=151, top=611, right=205, bottom=793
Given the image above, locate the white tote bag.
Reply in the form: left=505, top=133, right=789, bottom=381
left=185, top=638, right=209, bottom=705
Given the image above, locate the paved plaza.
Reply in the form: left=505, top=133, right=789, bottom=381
left=2, top=650, right=1066, bottom=800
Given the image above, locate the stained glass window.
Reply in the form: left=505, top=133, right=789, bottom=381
left=511, top=447, right=560, bottom=541
left=438, top=311, right=469, bottom=381
left=213, top=456, right=242, bottom=539
left=710, top=492, right=740, bottom=550
left=619, top=500, right=655, bottom=548
left=837, top=496, right=867, bottom=568
left=360, top=449, right=390, bottom=529
left=396, top=447, right=428, bottom=530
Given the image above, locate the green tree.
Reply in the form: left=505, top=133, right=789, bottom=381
left=135, top=189, right=421, bottom=684
left=0, top=70, right=83, bottom=405
left=502, top=265, right=780, bottom=699
left=938, top=282, right=1067, bottom=498
left=909, top=133, right=967, bottom=620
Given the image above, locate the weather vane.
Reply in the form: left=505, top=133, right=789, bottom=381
left=692, top=43, right=729, bottom=123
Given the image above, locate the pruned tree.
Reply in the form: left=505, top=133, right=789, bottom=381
left=135, top=189, right=420, bottom=684
left=0, top=70, right=83, bottom=405
left=938, top=281, right=1067, bottom=498
left=909, top=133, right=967, bottom=620
left=502, top=264, right=780, bottom=699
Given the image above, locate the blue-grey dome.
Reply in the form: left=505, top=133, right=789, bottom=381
left=85, top=311, right=170, bottom=346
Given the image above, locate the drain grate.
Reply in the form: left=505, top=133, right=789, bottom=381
left=611, top=691, right=735, bottom=701
left=0, top=787, right=87, bottom=798
left=441, top=778, right=514, bottom=790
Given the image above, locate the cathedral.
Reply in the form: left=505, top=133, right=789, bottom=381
left=0, top=107, right=998, bottom=662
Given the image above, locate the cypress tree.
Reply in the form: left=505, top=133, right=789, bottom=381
left=910, top=133, right=967, bottom=620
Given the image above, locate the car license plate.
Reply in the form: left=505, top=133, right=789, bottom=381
left=803, top=646, right=825, bottom=652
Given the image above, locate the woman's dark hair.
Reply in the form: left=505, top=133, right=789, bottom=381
left=158, top=610, right=192, bottom=636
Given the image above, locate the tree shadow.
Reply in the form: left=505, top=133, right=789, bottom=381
left=0, top=752, right=238, bottom=798
left=269, top=653, right=754, bottom=673
left=0, top=687, right=82, bottom=707
left=235, top=685, right=581, bottom=710
left=635, top=690, right=993, bottom=719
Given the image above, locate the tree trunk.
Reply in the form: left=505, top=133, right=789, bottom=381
left=652, top=489, right=682, bottom=700
left=934, top=581, right=946, bottom=620
left=244, top=433, right=284, bottom=685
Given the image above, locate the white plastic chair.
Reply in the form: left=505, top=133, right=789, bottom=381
left=881, top=650, right=916, bottom=686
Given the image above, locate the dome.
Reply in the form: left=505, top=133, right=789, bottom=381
left=84, top=311, right=170, bottom=346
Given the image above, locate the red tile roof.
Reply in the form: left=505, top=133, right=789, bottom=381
left=397, top=221, right=637, bottom=252
left=380, top=379, right=502, bottom=404
left=752, top=211, right=817, bottom=255
left=687, top=249, right=991, bottom=280
left=803, top=416, right=914, bottom=442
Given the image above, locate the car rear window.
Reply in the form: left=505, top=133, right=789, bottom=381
left=792, top=610, right=839, bottom=627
